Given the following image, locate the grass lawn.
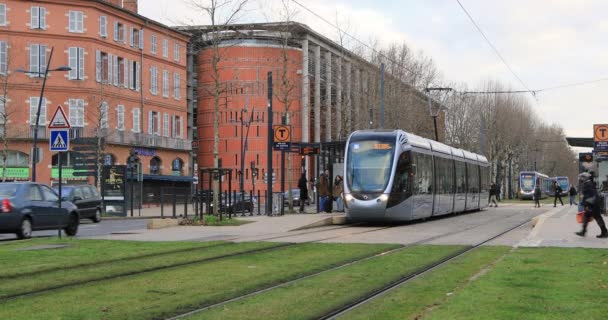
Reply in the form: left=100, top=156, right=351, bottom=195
left=0, top=243, right=396, bottom=320
left=340, top=246, right=511, bottom=319
left=188, top=245, right=466, bottom=320
left=0, top=241, right=278, bottom=299
left=0, top=238, right=222, bottom=278
left=424, top=247, right=608, bottom=319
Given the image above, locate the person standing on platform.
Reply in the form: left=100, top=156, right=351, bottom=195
left=576, top=172, right=608, bottom=238
left=297, top=172, right=308, bottom=213
left=569, top=184, right=577, bottom=206
left=489, top=183, right=498, bottom=207
left=553, top=181, right=564, bottom=207
left=333, top=175, right=344, bottom=212
left=317, top=172, right=330, bottom=213
left=533, top=184, right=542, bottom=208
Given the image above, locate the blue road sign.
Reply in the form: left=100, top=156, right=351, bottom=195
left=50, top=129, right=69, bottom=152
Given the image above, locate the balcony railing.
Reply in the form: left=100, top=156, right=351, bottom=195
left=4, top=126, right=191, bottom=151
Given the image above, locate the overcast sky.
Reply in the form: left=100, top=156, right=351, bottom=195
left=139, top=0, right=608, bottom=140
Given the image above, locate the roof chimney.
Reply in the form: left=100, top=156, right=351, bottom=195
left=122, top=0, right=138, bottom=14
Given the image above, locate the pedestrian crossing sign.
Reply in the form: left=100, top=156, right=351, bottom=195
left=50, top=129, right=69, bottom=152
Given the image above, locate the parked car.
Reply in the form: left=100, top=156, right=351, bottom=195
left=0, top=182, right=79, bottom=239
left=213, top=192, right=253, bottom=214
left=54, top=185, right=103, bottom=223
left=283, top=189, right=309, bottom=207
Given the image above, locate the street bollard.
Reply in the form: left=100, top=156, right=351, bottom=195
left=172, top=192, right=177, bottom=218
left=160, top=189, right=164, bottom=218
left=249, top=190, right=254, bottom=216
left=184, top=194, right=188, bottom=218
left=257, top=190, right=261, bottom=216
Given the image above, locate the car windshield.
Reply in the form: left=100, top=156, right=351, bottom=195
left=0, top=184, right=19, bottom=198
left=53, top=186, right=74, bottom=197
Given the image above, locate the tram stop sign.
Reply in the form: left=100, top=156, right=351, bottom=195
left=593, top=124, right=608, bottom=152
left=273, top=125, right=291, bottom=150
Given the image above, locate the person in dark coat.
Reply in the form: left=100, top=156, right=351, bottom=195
left=568, top=184, right=577, bottom=206
left=297, top=172, right=308, bottom=213
left=533, top=184, right=542, bottom=208
left=489, top=183, right=498, bottom=207
left=576, top=172, right=608, bottom=238
left=553, top=181, right=564, bottom=207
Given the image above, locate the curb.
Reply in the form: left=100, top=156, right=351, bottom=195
left=289, top=214, right=348, bottom=231
left=518, top=206, right=566, bottom=247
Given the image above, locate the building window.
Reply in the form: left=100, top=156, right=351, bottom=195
left=29, top=44, right=47, bottom=77
left=132, top=108, right=140, bottom=132
left=173, top=73, right=181, bottom=99
left=116, top=105, right=124, bottom=130
left=68, top=47, right=85, bottom=80
left=150, top=66, right=157, bottom=95
left=113, top=21, right=125, bottom=43
left=103, top=154, right=115, bottom=166
left=172, top=115, right=182, bottom=138
left=99, top=16, right=107, bottom=37
left=163, top=113, right=169, bottom=137
left=172, top=158, right=183, bottom=175
left=162, top=70, right=169, bottom=97
left=174, top=43, right=180, bottom=62
left=0, top=4, right=7, bottom=27
left=0, top=41, right=6, bottom=75
left=148, top=111, right=160, bottom=136
left=30, top=7, right=46, bottom=30
left=117, top=57, right=126, bottom=87
left=100, top=102, right=108, bottom=129
left=150, top=157, right=161, bottom=175
left=130, top=60, right=140, bottom=90
left=29, top=97, right=47, bottom=126
left=162, top=39, right=168, bottom=58
left=130, top=27, right=139, bottom=48
left=68, top=11, right=84, bottom=33
left=68, top=98, right=84, bottom=127
left=151, top=34, right=157, bottom=54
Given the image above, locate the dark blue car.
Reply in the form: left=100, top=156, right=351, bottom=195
left=0, top=182, right=79, bottom=239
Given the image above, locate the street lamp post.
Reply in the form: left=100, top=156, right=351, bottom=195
left=15, top=46, right=71, bottom=182
left=424, top=87, right=452, bottom=142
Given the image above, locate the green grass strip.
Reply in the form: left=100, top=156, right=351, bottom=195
left=0, top=243, right=396, bottom=320
left=425, top=247, right=608, bottom=320
left=186, top=245, right=465, bottom=320
left=0, top=239, right=221, bottom=278
left=340, top=246, right=510, bottom=319
left=0, top=241, right=278, bottom=299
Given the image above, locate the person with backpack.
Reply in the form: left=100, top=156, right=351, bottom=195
left=553, top=181, right=564, bottom=207
left=297, top=172, right=308, bottom=213
left=575, top=172, right=608, bottom=238
left=569, top=184, right=577, bottom=206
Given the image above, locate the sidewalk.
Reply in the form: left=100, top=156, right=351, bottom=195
left=519, top=205, right=608, bottom=248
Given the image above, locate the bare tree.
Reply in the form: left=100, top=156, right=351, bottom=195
left=188, top=0, right=249, bottom=214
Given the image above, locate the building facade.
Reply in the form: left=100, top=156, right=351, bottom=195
left=0, top=0, right=192, bottom=200
left=181, top=22, right=445, bottom=197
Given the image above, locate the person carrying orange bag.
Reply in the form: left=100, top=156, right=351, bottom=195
left=575, top=172, right=607, bottom=238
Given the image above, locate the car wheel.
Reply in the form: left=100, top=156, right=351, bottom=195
left=16, top=218, right=32, bottom=239
left=64, top=213, right=79, bottom=236
left=91, top=209, right=102, bottom=223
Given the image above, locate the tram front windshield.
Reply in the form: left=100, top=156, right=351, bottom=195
left=520, top=174, right=535, bottom=192
left=346, top=137, right=395, bottom=193
left=557, top=178, right=569, bottom=191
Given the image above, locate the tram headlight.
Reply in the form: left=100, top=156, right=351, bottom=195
left=345, top=194, right=354, bottom=202
left=379, top=194, right=389, bottom=202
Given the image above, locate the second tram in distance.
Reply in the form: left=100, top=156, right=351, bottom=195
left=344, top=130, right=490, bottom=222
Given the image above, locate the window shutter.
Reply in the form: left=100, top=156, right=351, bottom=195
left=39, top=45, right=47, bottom=74
left=129, top=27, right=134, bottom=46
left=147, top=111, right=153, bottom=134
left=107, top=54, right=113, bottom=84
left=68, top=47, right=76, bottom=79
left=68, top=99, right=77, bottom=126
left=156, top=112, right=161, bottom=135
left=78, top=99, right=84, bottom=127
left=29, top=44, right=38, bottom=74
left=135, top=62, right=140, bottom=91
left=79, top=48, right=85, bottom=79
left=113, top=55, right=118, bottom=86
left=40, top=7, right=46, bottom=29
left=139, top=29, right=144, bottom=49
left=113, top=21, right=118, bottom=41
left=122, top=25, right=127, bottom=44
left=0, top=4, right=6, bottom=26
left=69, top=11, right=74, bottom=32
left=123, top=58, right=129, bottom=88
left=31, top=7, right=39, bottom=29
left=29, top=98, right=37, bottom=124
left=95, top=50, right=101, bottom=82
left=172, top=115, right=176, bottom=137
left=0, top=42, right=7, bottom=75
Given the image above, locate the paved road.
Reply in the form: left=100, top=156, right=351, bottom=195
left=0, top=219, right=149, bottom=242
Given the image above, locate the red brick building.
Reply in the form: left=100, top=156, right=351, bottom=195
left=0, top=0, right=192, bottom=197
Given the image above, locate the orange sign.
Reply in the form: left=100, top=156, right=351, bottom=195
left=594, top=124, right=608, bottom=142
left=273, top=125, right=291, bottom=143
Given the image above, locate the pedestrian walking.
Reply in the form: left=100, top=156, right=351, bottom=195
left=489, top=182, right=498, bottom=207
left=569, top=184, right=577, bottom=206
left=553, top=181, right=564, bottom=207
left=317, top=172, right=330, bottom=213
left=533, top=183, right=542, bottom=208
left=333, top=175, right=344, bottom=212
left=496, top=183, right=502, bottom=202
left=575, top=172, right=608, bottom=238
left=297, top=172, right=308, bottom=213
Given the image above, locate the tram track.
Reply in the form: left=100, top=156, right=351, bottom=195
left=162, top=210, right=532, bottom=320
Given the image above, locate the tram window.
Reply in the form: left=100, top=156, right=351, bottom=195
left=455, top=161, right=466, bottom=193
left=467, top=163, right=479, bottom=193
left=445, top=158, right=455, bottom=193
left=391, top=151, right=411, bottom=194
left=414, top=153, right=433, bottom=195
